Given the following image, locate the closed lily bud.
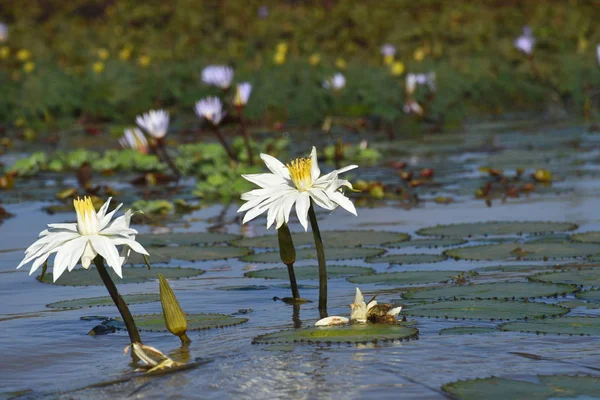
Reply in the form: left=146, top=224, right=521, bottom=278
left=158, top=274, right=190, bottom=343
left=277, top=223, right=296, bottom=265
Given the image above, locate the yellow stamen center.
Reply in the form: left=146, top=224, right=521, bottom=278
left=286, top=157, right=313, bottom=191
left=73, top=196, right=99, bottom=235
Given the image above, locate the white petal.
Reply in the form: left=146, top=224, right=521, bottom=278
left=309, top=188, right=337, bottom=211
left=81, top=243, right=97, bottom=269
left=52, top=236, right=87, bottom=281
left=310, top=146, right=321, bottom=182
left=282, top=192, right=300, bottom=224
left=315, top=316, right=349, bottom=326
left=28, top=252, right=51, bottom=276
left=260, top=153, right=288, bottom=179
left=99, top=202, right=123, bottom=230
left=242, top=200, right=274, bottom=225
left=387, top=306, right=402, bottom=317
left=327, top=191, right=357, bottom=215
left=242, top=173, right=286, bottom=188
left=46, top=223, right=78, bottom=232
left=96, top=197, right=112, bottom=221
left=295, top=192, right=311, bottom=231
left=89, top=235, right=121, bottom=276
left=110, top=237, right=149, bottom=256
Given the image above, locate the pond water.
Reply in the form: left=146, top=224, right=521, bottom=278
left=2, top=121, right=600, bottom=399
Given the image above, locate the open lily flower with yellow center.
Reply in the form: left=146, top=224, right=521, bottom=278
left=238, top=146, right=357, bottom=231
left=194, top=96, right=226, bottom=125
left=17, top=197, right=148, bottom=281
left=119, top=128, right=149, bottom=154
left=233, top=82, right=252, bottom=107
left=136, top=109, right=170, bottom=139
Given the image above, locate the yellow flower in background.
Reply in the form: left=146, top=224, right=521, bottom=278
left=577, top=36, right=588, bottom=54
left=23, top=62, right=35, bottom=73
left=16, top=49, right=31, bottom=61
left=119, top=46, right=133, bottom=61
left=138, top=55, right=151, bottom=67
left=97, top=48, right=110, bottom=60
left=276, top=42, right=288, bottom=54
left=413, top=48, right=425, bottom=61
left=383, top=54, right=394, bottom=65
left=335, top=57, right=347, bottom=69
left=14, top=117, right=26, bottom=128
left=274, top=51, right=286, bottom=65
left=0, top=46, right=10, bottom=59
left=93, top=61, right=104, bottom=74
left=390, top=61, right=405, bottom=76
left=309, top=53, right=321, bottom=66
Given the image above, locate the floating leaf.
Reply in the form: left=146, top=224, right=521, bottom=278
left=403, top=282, right=577, bottom=301
left=245, top=265, right=374, bottom=280
left=138, top=232, right=241, bottom=246
left=127, top=246, right=250, bottom=264
left=571, top=231, right=600, bottom=244
left=386, top=239, right=467, bottom=249
left=241, top=247, right=384, bottom=263
left=113, top=313, right=248, bottom=332
left=445, top=243, right=600, bottom=261
left=442, top=377, right=556, bottom=400
left=214, top=285, right=270, bottom=291
left=475, top=264, right=557, bottom=272
left=556, top=300, right=600, bottom=309
left=500, top=317, right=600, bottom=336
left=366, top=253, right=447, bottom=265
left=531, top=269, right=600, bottom=287
left=403, top=299, right=567, bottom=320
left=233, top=230, right=409, bottom=248
left=47, top=293, right=160, bottom=309
left=438, top=326, right=498, bottom=336
left=39, top=267, right=204, bottom=286
left=576, top=289, right=600, bottom=302
left=418, top=221, right=577, bottom=238
left=348, top=271, right=462, bottom=285
left=252, top=324, right=418, bottom=345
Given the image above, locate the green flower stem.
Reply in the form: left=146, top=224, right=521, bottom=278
left=277, top=223, right=300, bottom=299
left=93, top=256, right=142, bottom=346
left=156, top=139, right=182, bottom=179
left=237, top=108, right=254, bottom=165
left=213, top=125, right=238, bottom=162
left=308, top=201, right=328, bottom=318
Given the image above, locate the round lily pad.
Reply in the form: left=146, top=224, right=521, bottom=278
left=137, top=232, right=241, bottom=246
left=403, top=299, right=568, bottom=320
left=417, top=221, right=577, bottom=238
left=47, top=293, right=160, bottom=309
left=442, top=377, right=554, bottom=400
left=214, top=285, right=270, bottom=291
left=500, top=317, right=600, bottom=336
left=403, top=282, right=577, bottom=301
left=348, top=271, right=462, bottom=285
left=576, top=289, right=600, bottom=301
left=445, top=243, right=600, bottom=261
left=127, top=246, right=250, bottom=264
left=39, top=266, right=204, bottom=286
left=556, top=300, right=600, bottom=309
left=245, top=265, right=374, bottom=280
left=232, top=230, right=409, bottom=248
left=571, top=231, right=600, bottom=244
left=272, top=284, right=319, bottom=290
left=475, top=264, right=557, bottom=272
left=386, top=239, right=467, bottom=249
left=531, top=269, right=600, bottom=286
left=241, top=247, right=384, bottom=263
left=115, top=313, right=248, bottom=332
left=252, top=324, right=418, bottom=345
left=438, top=326, right=498, bottom=336
left=366, top=253, right=447, bottom=265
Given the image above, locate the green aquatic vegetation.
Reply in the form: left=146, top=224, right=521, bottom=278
left=241, top=247, right=384, bottom=263
left=475, top=264, right=557, bottom=272
left=571, top=231, right=600, bottom=244
left=131, top=200, right=174, bottom=215
left=366, top=253, right=447, bottom=265
left=417, top=221, right=578, bottom=238
left=531, top=268, right=600, bottom=287
left=438, top=326, right=498, bottom=336
left=127, top=246, right=250, bottom=264
left=244, top=265, right=374, bottom=280
left=138, top=232, right=241, bottom=247
left=46, top=294, right=160, bottom=309
left=348, top=271, right=461, bottom=285
left=232, top=230, right=410, bottom=248
left=252, top=324, right=419, bottom=345
left=576, top=289, right=600, bottom=301
left=323, top=143, right=382, bottom=164
left=500, top=317, right=600, bottom=336
left=111, top=313, right=248, bottom=332
left=386, top=239, right=467, bottom=249
left=445, top=243, right=600, bottom=261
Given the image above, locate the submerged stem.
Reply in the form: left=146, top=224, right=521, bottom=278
left=213, top=126, right=238, bottom=162
left=93, top=256, right=142, bottom=346
left=308, top=201, right=327, bottom=318
left=237, top=109, right=254, bottom=165
left=156, top=140, right=182, bottom=180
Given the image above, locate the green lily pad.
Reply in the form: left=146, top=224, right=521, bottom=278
left=531, top=269, right=600, bottom=286
left=245, top=265, right=375, bottom=280
left=403, top=282, right=577, bottom=301
left=348, top=271, right=462, bottom=285
left=240, top=247, right=384, bottom=263
left=445, top=243, right=600, bottom=261
left=500, top=317, right=600, bottom=335
left=46, top=293, right=160, bottom=309
left=366, top=253, right=447, bottom=265
left=39, top=266, right=204, bottom=286
left=576, top=289, right=600, bottom=301
left=571, top=231, right=600, bottom=244
left=272, top=284, right=319, bottom=290
left=386, top=239, right=467, bottom=249
left=525, top=234, right=572, bottom=244
left=214, top=285, right=270, bottom=291
left=127, top=246, right=250, bottom=264
left=438, top=326, right=498, bottom=336
left=556, top=300, right=600, bottom=309
left=252, top=324, right=418, bottom=345
left=417, top=221, right=577, bottom=238
left=137, top=232, right=241, bottom=246
left=442, top=377, right=554, bottom=400
left=115, top=313, right=248, bottom=332
left=475, top=264, right=557, bottom=272
left=403, top=299, right=567, bottom=320
left=232, top=230, right=409, bottom=248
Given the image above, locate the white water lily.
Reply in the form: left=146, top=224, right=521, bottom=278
left=136, top=109, right=170, bottom=139
left=323, top=73, right=346, bottom=91
left=406, top=73, right=418, bottom=95
left=238, top=146, right=357, bottom=231
left=124, top=342, right=182, bottom=372
left=597, top=44, right=600, bottom=66
left=380, top=43, right=396, bottom=57
left=0, top=22, right=7, bottom=42
left=17, top=197, right=148, bottom=281
left=201, top=65, right=234, bottom=89
left=194, top=96, right=226, bottom=125
left=403, top=99, right=424, bottom=116
left=119, top=128, right=149, bottom=154
left=514, top=26, right=535, bottom=55
left=233, top=82, right=252, bottom=107
left=314, top=316, right=349, bottom=327
left=350, top=287, right=377, bottom=323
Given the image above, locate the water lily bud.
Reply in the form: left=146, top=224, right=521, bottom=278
left=158, top=274, right=190, bottom=343
left=277, top=223, right=296, bottom=265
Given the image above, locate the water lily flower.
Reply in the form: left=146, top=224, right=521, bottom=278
left=233, top=82, right=252, bottom=108
left=238, top=146, right=357, bottom=231
left=323, top=73, right=345, bottom=91
left=314, top=316, right=349, bottom=327
left=597, top=44, right=600, bottom=66
left=514, top=26, right=535, bottom=55
left=136, top=109, right=170, bottom=139
left=16, top=197, right=148, bottom=281
left=201, top=65, right=234, bottom=89
left=403, top=99, right=424, bottom=116
left=350, top=287, right=377, bottom=323
left=380, top=43, right=396, bottom=65
left=194, top=96, right=226, bottom=125
left=124, top=342, right=182, bottom=373
left=0, top=22, right=8, bottom=42
left=119, top=128, right=149, bottom=154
